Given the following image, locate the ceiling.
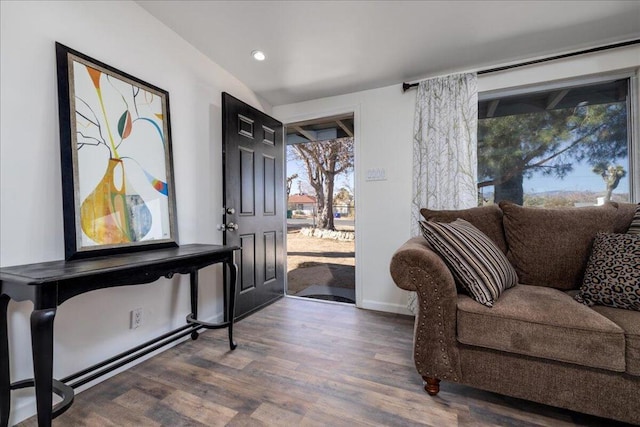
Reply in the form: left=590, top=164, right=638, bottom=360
left=136, top=1, right=640, bottom=107
left=286, top=113, right=354, bottom=144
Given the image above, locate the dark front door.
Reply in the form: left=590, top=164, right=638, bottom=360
left=222, top=93, right=285, bottom=319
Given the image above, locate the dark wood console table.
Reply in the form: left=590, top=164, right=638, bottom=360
left=0, top=244, right=239, bottom=427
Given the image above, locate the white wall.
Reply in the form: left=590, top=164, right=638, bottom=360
left=0, top=1, right=268, bottom=424
left=2, top=2, right=638, bottom=423
left=274, top=86, right=416, bottom=314
left=273, top=44, right=640, bottom=317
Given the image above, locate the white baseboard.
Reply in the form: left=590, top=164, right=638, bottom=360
left=361, top=299, right=414, bottom=316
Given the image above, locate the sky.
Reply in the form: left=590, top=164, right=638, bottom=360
left=524, top=158, right=629, bottom=194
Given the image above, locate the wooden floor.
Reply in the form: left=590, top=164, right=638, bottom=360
left=20, top=297, right=629, bottom=426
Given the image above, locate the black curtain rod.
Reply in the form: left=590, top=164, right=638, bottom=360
left=402, top=39, right=640, bottom=92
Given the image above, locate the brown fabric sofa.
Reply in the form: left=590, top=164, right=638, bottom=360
left=390, top=202, right=639, bottom=424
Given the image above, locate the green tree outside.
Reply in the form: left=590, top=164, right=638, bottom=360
left=478, top=102, right=627, bottom=205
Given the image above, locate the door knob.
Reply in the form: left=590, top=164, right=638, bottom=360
left=226, top=207, right=236, bottom=215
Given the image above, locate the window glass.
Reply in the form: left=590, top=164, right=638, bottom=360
left=478, top=78, right=630, bottom=207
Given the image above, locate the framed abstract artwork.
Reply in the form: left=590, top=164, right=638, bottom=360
left=56, top=43, right=178, bottom=259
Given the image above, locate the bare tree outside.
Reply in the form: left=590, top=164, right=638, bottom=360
left=290, top=137, right=354, bottom=230
left=286, top=173, right=298, bottom=198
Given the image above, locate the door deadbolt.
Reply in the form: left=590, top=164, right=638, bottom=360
left=217, top=222, right=239, bottom=232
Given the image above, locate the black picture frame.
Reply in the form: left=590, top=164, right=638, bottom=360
left=56, top=42, right=178, bottom=260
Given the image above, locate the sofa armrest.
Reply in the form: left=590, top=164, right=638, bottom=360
left=390, top=237, right=455, bottom=293
left=390, top=236, right=462, bottom=384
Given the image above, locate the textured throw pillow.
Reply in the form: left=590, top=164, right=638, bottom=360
left=628, top=204, right=640, bottom=235
left=419, top=219, right=518, bottom=307
left=575, top=233, right=640, bottom=311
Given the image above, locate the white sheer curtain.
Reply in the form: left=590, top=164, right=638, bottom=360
left=408, top=73, right=478, bottom=314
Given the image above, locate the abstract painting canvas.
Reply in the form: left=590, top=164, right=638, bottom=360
left=56, top=43, right=178, bottom=259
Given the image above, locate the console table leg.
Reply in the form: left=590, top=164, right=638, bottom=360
left=31, top=308, right=56, bottom=427
left=190, top=269, right=198, bottom=320
left=189, top=270, right=200, bottom=340
left=0, top=295, right=10, bottom=427
left=227, top=260, right=238, bottom=350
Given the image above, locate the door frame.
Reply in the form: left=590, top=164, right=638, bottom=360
left=279, top=105, right=362, bottom=308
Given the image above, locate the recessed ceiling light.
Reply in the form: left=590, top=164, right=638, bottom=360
left=251, top=50, right=266, bottom=61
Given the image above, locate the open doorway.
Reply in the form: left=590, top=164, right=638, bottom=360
left=285, top=113, right=355, bottom=304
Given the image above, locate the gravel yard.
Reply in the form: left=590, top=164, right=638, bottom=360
left=286, top=229, right=355, bottom=296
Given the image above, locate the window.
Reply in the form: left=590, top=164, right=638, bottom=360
left=478, top=77, right=633, bottom=207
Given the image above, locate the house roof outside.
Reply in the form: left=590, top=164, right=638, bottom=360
left=288, top=194, right=316, bottom=204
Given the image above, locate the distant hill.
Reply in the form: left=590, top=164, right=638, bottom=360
left=480, top=190, right=629, bottom=207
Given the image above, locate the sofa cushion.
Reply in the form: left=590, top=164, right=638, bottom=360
left=627, top=204, right=640, bottom=234
left=609, top=201, right=638, bottom=233
left=420, top=219, right=518, bottom=307
left=420, top=204, right=507, bottom=254
left=499, top=201, right=619, bottom=290
left=591, top=306, right=640, bottom=376
left=457, top=284, right=626, bottom=371
left=575, top=232, right=640, bottom=311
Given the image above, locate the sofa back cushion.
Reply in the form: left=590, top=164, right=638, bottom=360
left=499, top=201, right=620, bottom=290
left=613, top=202, right=639, bottom=233
left=420, top=205, right=507, bottom=254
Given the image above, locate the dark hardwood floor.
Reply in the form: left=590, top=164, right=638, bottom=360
left=19, top=298, right=628, bottom=426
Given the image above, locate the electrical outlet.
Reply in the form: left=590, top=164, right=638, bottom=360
left=130, top=308, right=143, bottom=329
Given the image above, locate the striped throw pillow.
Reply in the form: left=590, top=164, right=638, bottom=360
left=628, top=204, right=640, bottom=235
left=420, top=219, right=518, bottom=307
